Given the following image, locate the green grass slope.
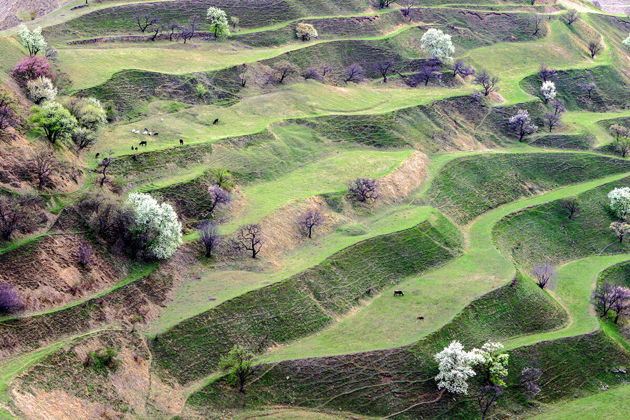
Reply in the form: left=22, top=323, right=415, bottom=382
left=151, top=213, right=462, bottom=384
left=493, top=176, right=630, bottom=267
left=190, top=275, right=624, bottom=420
left=427, top=153, right=630, bottom=224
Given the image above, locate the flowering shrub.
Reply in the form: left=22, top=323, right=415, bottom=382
left=126, top=193, right=182, bottom=259
left=26, top=76, right=57, bottom=104
left=608, top=187, right=630, bottom=220
left=11, top=56, right=54, bottom=86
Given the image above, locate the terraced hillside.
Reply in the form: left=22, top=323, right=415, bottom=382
left=0, top=0, right=629, bottom=419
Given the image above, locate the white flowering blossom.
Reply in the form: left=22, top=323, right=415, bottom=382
left=623, top=34, right=630, bottom=49
left=26, top=77, right=57, bottom=104
left=434, top=340, right=484, bottom=394
left=127, top=193, right=182, bottom=259
left=18, top=24, right=47, bottom=56
left=541, top=81, right=556, bottom=103
left=608, top=187, right=630, bottom=220
left=475, top=341, right=509, bottom=386
left=420, top=28, right=455, bottom=62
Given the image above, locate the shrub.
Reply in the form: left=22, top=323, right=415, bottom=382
left=26, top=76, right=57, bottom=104
left=65, top=97, right=107, bottom=131
left=126, top=193, right=182, bottom=260
left=347, top=178, right=378, bottom=203
left=0, top=194, right=43, bottom=240
left=85, top=347, right=120, bottom=373
left=295, top=23, right=318, bottom=41
left=11, top=56, right=54, bottom=87
left=71, top=127, right=97, bottom=153
left=608, top=187, right=630, bottom=220
left=0, top=283, right=24, bottom=315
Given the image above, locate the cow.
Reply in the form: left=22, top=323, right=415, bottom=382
left=213, top=118, right=219, bottom=125
left=179, top=139, right=184, bottom=145
left=95, top=152, right=100, bottom=159
left=139, top=141, right=147, bottom=147
left=393, top=290, right=404, bottom=296
left=152, top=132, right=159, bottom=136
left=417, top=316, right=425, bottom=320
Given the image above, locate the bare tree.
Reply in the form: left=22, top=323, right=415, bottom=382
left=78, top=242, right=95, bottom=267
left=539, top=65, right=557, bottom=82
left=30, top=151, right=57, bottom=190
left=303, top=67, right=324, bottom=81
left=344, top=64, right=365, bottom=84
left=135, top=14, right=159, bottom=33
left=0, top=90, right=18, bottom=131
left=476, top=385, right=503, bottom=420
left=565, top=9, right=579, bottom=25
left=474, top=70, right=499, bottom=96
left=348, top=178, right=378, bottom=203
left=298, top=210, right=324, bottom=238
left=0, top=283, right=24, bottom=314
left=71, top=127, right=97, bottom=153
left=532, top=15, right=543, bottom=36
left=167, top=23, right=180, bottom=41
left=544, top=112, right=561, bottom=132
left=579, top=81, right=596, bottom=98
left=321, top=65, right=332, bottom=77
left=206, top=185, right=231, bottom=218
left=198, top=220, right=220, bottom=257
left=375, top=60, right=394, bottom=83
left=180, top=17, right=198, bottom=44
left=559, top=197, right=580, bottom=220
left=452, top=59, right=475, bottom=78
left=532, top=263, right=556, bottom=289
left=98, top=156, right=113, bottom=187
left=237, top=224, right=263, bottom=258
left=273, top=61, right=299, bottom=84
left=417, top=65, right=442, bottom=86
left=149, top=25, right=162, bottom=41
left=0, top=195, right=41, bottom=241
left=588, top=40, right=603, bottom=58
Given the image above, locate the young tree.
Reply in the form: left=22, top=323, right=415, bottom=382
left=348, top=177, right=378, bottom=203
left=0, top=283, right=24, bottom=314
left=29, top=150, right=58, bottom=190
left=149, top=25, right=162, bottom=41
left=532, top=263, right=556, bottom=289
left=559, top=197, right=580, bottom=220
left=11, top=56, right=54, bottom=87
left=475, top=341, right=509, bottom=386
left=135, top=14, right=158, bottom=33
left=18, top=24, right=47, bottom=56
left=303, top=67, right=324, bottom=81
left=544, top=111, right=561, bottom=132
left=434, top=340, right=484, bottom=395
left=230, top=16, right=240, bottom=31
left=30, top=101, right=77, bottom=144
left=180, top=22, right=196, bottom=44
left=509, top=109, right=537, bottom=142
left=532, top=15, right=543, bottom=36
left=207, top=7, right=230, bottom=39
left=198, top=220, right=220, bottom=258
left=298, top=210, right=324, bottom=238
left=98, top=156, right=113, bottom=187
left=452, top=59, right=475, bottom=78
left=579, top=81, right=597, bottom=98
left=592, top=282, right=630, bottom=322
left=206, top=185, right=231, bottom=217
left=476, top=385, right=503, bottom=420
left=167, top=23, right=180, bottom=41
left=126, top=193, right=182, bottom=260
left=295, top=23, right=318, bottom=41
left=614, top=133, right=630, bottom=158
left=588, top=40, right=603, bottom=58
left=609, top=221, right=630, bottom=243
left=219, top=345, right=256, bottom=393
left=520, top=367, right=543, bottom=399
left=26, top=76, right=57, bottom=104
left=540, top=81, right=556, bottom=104
left=420, top=28, right=454, bottom=62
left=565, top=9, right=579, bottom=25
left=344, top=64, right=365, bottom=84
left=474, top=70, right=499, bottom=96
left=375, top=60, right=394, bottom=83
left=539, top=65, right=557, bottom=82
left=237, top=224, right=263, bottom=258
left=273, top=60, right=299, bottom=84
left=608, top=187, right=630, bottom=220
left=0, top=89, right=18, bottom=130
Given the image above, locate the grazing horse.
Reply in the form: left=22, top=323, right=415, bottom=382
left=139, top=141, right=148, bottom=147
left=393, top=290, right=404, bottom=296
left=213, top=118, right=219, bottom=125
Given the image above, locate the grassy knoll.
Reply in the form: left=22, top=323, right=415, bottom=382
left=520, top=65, right=629, bottom=112
left=155, top=148, right=411, bottom=227
left=190, top=275, right=628, bottom=419
left=598, top=261, right=630, bottom=287
left=494, top=176, right=630, bottom=268
left=151, top=213, right=462, bottom=384
left=427, top=153, right=630, bottom=224
left=529, top=384, right=630, bottom=420
left=262, top=171, right=630, bottom=362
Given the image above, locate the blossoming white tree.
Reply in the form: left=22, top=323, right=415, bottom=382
left=540, top=81, right=556, bottom=103
left=26, top=77, right=57, bottom=104
left=18, top=24, right=47, bottom=56
left=475, top=341, right=509, bottom=386
left=420, top=28, right=454, bottom=62
left=127, top=193, right=182, bottom=259
left=207, top=7, right=230, bottom=39
left=434, top=340, right=484, bottom=394
left=608, top=187, right=630, bottom=220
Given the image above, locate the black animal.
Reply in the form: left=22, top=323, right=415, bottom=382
left=132, top=155, right=138, bottom=161
left=152, top=132, right=159, bottom=136
left=131, top=146, right=134, bottom=150
left=95, top=152, right=100, bottom=159
left=213, top=118, right=219, bottom=125
left=393, top=290, right=404, bottom=296
left=417, top=316, right=425, bottom=320
left=135, top=147, right=138, bottom=151
left=139, top=141, right=148, bottom=147
left=179, top=139, right=184, bottom=145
